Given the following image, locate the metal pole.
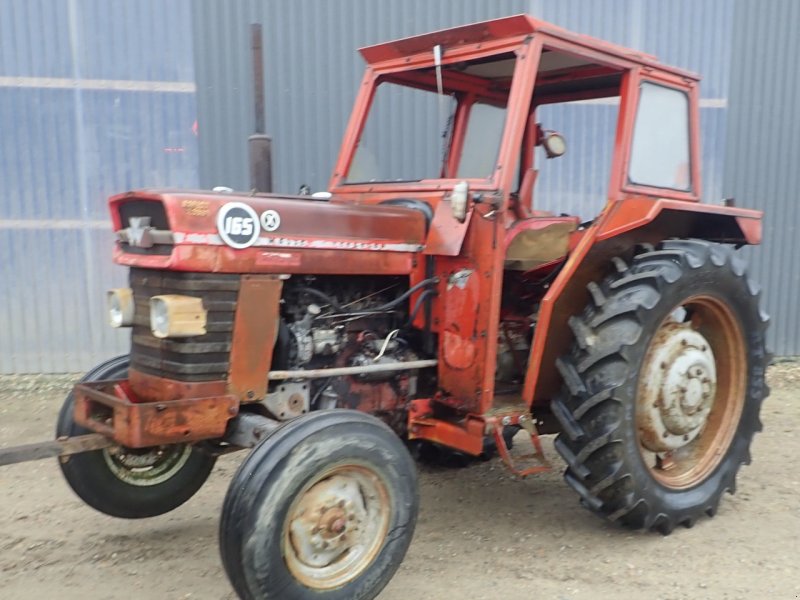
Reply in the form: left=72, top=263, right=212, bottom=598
left=268, top=359, right=438, bottom=381
left=0, top=434, right=113, bottom=467
left=249, top=23, right=273, bottom=192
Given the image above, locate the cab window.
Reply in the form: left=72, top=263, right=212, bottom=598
left=628, top=82, right=691, bottom=191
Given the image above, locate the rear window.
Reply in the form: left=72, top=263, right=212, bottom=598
left=628, top=82, right=691, bottom=191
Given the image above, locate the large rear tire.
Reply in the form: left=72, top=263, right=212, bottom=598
left=56, top=356, right=216, bottom=518
left=552, top=240, right=769, bottom=533
left=220, top=410, right=418, bottom=600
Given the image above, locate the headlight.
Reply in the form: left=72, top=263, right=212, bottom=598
left=149, top=295, right=207, bottom=339
left=107, top=288, right=134, bottom=327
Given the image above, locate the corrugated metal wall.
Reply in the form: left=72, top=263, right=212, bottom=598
left=192, top=0, right=733, bottom=206
left=191, top=0, right=529, bottom=195
left=529, top=0, right=733, bottom=219
left=723, top=0, right=800, bottom=355
left=192, top=0, right=798, bottom=356
left=0, top=0, right=198, bottom=373
left=1, top=0, right=795, bottom=373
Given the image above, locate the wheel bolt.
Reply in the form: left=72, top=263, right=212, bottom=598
left=331, top=518, right=347, bottom=535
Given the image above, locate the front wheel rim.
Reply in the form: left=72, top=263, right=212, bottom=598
left=636, top=295, right=747, bottom=489
left=283, top=463, right=392, bottom=590
left=102, top=444, right=192, bottom=486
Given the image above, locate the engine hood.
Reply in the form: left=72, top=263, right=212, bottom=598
left=109, top=189, right=427, bottom=274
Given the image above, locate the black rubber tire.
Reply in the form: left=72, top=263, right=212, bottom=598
left=551, top=240, right=770, bottom=533
left=56, top=355, right=216, bottom=519
left=220, top=410, right=418, bottom=600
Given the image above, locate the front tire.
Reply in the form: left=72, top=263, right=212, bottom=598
left=56, top=356, right=216, bottom=518
left=220, top=410, right=418, bottom=600
left=552, top=240, right=769, bottom=533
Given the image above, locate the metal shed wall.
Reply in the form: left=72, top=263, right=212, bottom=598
left=191, top=0, right=733, bottom=205
left=0, top=0, right=199, bottom=373
left=1, top=0, right=795, bottom=373
left=723, top=0, right=800, bottom=355
left=190, top=0, right=529, bottom=195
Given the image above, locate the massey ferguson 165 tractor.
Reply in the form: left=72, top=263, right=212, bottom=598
left=2, top=14, right=770, bottom=600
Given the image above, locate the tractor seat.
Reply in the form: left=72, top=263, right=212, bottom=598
left=503, top=217, right=578, bottom=271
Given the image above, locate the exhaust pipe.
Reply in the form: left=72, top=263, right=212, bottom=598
left=248, top=23, right=273, bottom=193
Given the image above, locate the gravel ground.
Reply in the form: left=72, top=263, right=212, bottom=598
left=1, top=363, right=799, bottom=599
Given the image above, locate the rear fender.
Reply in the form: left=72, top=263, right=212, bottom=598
left=521, top=198, right=763, bottom=410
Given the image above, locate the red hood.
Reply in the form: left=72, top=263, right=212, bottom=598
left=109, top=189, right=427, bottom=275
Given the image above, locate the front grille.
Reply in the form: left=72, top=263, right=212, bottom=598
left=129, top=268, right=240, bottom=382
left=118, top=200, right=173, bottom=256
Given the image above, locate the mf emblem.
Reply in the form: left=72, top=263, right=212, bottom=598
left=260, top=209, right=281, bottom=232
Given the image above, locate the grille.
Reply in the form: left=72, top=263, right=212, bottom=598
left=129, top=268, right=241, bottom=382
left=118, top=200, right=173, bottom=256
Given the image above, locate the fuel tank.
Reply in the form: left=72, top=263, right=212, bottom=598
left=109, top=190, right=427, bottom=275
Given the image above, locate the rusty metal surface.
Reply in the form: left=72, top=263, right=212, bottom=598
left=112, top=190, right=427, bottom=249
left=489, top=416, right=551, bottom=478
left=636, top=295, right=747, bottom=490
left=129, top=369, right=228, bottom=403
left=407, top=400, right=485, bottom=456
left=228, top=275, right=283, bottom=402
left=0, top=434, right=113, bottom=467
left=636, top=322, right=717, bottom=453
left=283, top=465, right=391, bottom=590
left=109, top=191, right=425, bottom=275
left=73, top=380, right=238, bottom=448
left=423, top=200, right=473, bottom=256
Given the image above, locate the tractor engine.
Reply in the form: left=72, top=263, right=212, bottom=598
left=270, top=276, right=428, bottom=431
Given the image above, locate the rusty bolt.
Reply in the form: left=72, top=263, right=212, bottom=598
left=331, top=518, right=347, bottom=535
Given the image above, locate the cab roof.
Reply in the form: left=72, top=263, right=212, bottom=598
left=359, top=14, right=699, bottom=81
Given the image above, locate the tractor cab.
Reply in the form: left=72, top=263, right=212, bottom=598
left=328, top=15, right=699, bottom=281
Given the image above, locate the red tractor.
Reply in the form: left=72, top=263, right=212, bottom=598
left=48, top=15, right=768, bottom=600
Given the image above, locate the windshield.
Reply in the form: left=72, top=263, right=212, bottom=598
left=344, top=53, right=514, bottom=184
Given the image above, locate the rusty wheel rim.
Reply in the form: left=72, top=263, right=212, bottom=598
left=283, top=463, right=391, bottom=590
left=636, top=295, right=747, bottom=489
left=102, top=444, right=192, bottom=487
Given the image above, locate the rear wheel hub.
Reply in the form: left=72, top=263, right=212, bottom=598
left=638, top=323, right=717, bottom=452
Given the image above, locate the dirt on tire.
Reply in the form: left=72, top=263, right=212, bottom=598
left=1, top=364, right=799, bottom=599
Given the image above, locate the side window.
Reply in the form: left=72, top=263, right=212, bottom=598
left=629, top=82, right=691, bottom=191
left=456, top=102, right=507, bottom=179
left=347, top=83, right=455, bottom=183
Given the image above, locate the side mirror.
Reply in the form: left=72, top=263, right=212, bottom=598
left=541, top=131, right=567, bottom=159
